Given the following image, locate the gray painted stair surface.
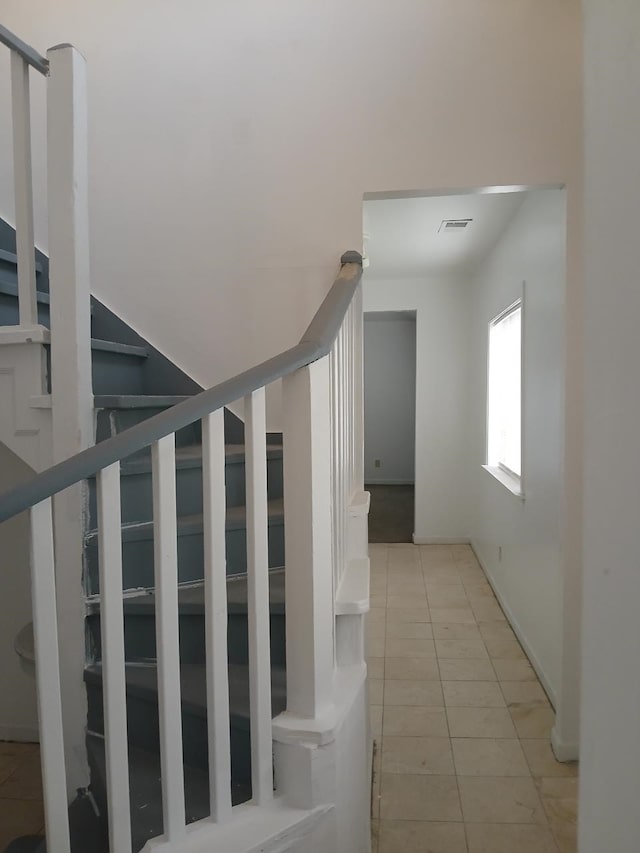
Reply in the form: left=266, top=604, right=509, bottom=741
left=0, top=219, right=286, bottom=853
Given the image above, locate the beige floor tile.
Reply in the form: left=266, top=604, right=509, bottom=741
left=378, top=820, right=467, bottom=853
left=386, top=638, right=436, bottom=658
left=0, top=753, right=44, bottom=800
left=482, top=635, right=525, bottom=659
left=371, top=818, right=380, bottom=853
left=382, top=736, right=454, bottom=775
left=386, top=607, right=431, bottom=624
left=431, top=607, right=476, bottom=624
left=521, top=740, right=578, bottom=778
left=370, top=705, right=383, bottom=738
left=458, top=569, right=487, bottom=584
left=372, top=743, right=381, bottom=819
left=435, top=639, right=489, bottom=659
left=510, top=703, right=555, bottom=739
left=492, top=658, right=536, bottom=681
left=438, top=658, right=496, bottom=681
left=478, top=622, right=516, bottom=642
left=427, top=589, right=469, bottom=608
left=537, top=777, right=578, bottom=824
left=386, top=622, right=433, bottom=640
left=368, top=657, right=385, bottom=679
left=387, top=584, right=426, bottom=598
left=385, top=657, right=440, bottom=681
left=500, top=681, right=549, bottom=706
left=550, top=818, right=577, bottom=852
left=465, top=822, right=558, bottom=853
left=367, top=636, right=386, bottom=658
left=463, top=581, right=494, bottom=597
left=442, top=681, right=505, bottom=708
left=447, top=707, right=517, bottom=738
left=425, top=578, right=465, bottom=591
left=387, top=595, right=429, bottom=609
left=369, top=679, right=384, bottom=705
left=367, top=621, right=386, bottom=640
left=383, top=706, right=449, bottom=737
left=422, top=569, right=462, bottom=583
left=452, top=738, right=529, bottom=777
left=385, top=680, right=444, bottom=707
left=471, top=601, right=507, bottom=622
left=0, top=799, right=44, bottom=850
left=379, top=773, right=462, bottom=821
left=367, top=608, right=387, bottom=625
left=432, top=623, right=481, bottom=640
left=458, top=776, right=547, bottom=824
left=370, top=595, right=387, bottom=609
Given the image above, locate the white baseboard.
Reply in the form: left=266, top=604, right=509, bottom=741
left=470, top=540, right=558, bottom=710
left=0, top=723, right=39, bottom=743
left=551, top=725, right=579, bottom=762
left=365, top=479, right=415, bottom=486
left=413, top=535, right=471, bottom=545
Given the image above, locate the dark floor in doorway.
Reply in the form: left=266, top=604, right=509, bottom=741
left=366, top=484, right=414, bottom=543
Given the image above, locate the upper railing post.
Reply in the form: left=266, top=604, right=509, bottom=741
left=282, top=358, right=335, bottom=718
left=46, top=43, right=94, bottom=795
left=10, top=50, right=38, bottom=327
left=47, top=43, right=93, bottom=445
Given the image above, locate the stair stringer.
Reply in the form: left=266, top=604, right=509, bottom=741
left=0, top=331, right=53, bottom=471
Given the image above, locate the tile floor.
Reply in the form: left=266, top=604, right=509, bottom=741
left=0, top=741, right=44, bottom=849
left=368, top=543, right=578, bottom=853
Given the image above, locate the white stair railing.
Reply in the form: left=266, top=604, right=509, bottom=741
left=0, top=252, right=364, bottom=851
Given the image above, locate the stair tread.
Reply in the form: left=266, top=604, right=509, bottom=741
left=93, top=394, right=191, bottom=409
left=85, top=498, right=285, bottom=542
left=0, top=247, right=43, bottom=272
left=85, top=661, right=287, bottom=722
left=107, top=567, right=286, bottom=615
left=89, top=338, right=149, bottom=358
left=86, top=733, right=251, bottom=848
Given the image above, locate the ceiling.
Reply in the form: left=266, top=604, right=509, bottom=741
left=363, top=191, right=526, bottom=279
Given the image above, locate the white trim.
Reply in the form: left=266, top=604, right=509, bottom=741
left=482, top=464, right=525, bottom=499
left=413, top=534, right=471, bottom=545
left=551, top=726, right=579, bottom=763
left=470, top=540, right=557, bottom=709
left=335, top=557, right=370, bottom=615
left=364, top=478, right=415, bottom=486
left=0, top=724, right=39, bottom=742
left=0, top=325, right=50, bottom=345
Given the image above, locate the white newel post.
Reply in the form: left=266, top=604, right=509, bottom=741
left=46, top=43, right=94, bottom=795
left=273, top=358, right=336, bottom=811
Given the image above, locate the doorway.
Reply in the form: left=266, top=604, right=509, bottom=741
left=364, top=310, right=416, bottom=543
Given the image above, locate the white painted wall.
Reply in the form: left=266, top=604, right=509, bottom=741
left=580, top=3, right=640, bottom=850
left=364, top=313, right=416, bottom=484
left=0, top=0, right=581, bottom=432
left=363, top=277, right=470, bottom=541
left=0, top=444, right=38, bottom=741
left=467, top=190, right=566, bottom=706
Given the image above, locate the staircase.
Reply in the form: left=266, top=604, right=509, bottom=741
left=0, top=25, right=370, bottom=853
left=1, top=223, right=291, bottom=850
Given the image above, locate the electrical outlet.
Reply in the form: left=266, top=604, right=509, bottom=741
left=498, top=546, right=503, bottom=561
left=374, top=459, right=381, bottom=468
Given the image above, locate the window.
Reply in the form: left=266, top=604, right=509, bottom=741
left=487, top=300, right=522, bottom=489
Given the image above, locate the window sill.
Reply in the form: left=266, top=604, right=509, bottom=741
left=482, top=465, right=525, bottom=500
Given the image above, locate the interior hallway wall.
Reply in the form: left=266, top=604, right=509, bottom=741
left=363, top=276, right=470, bottom=542
left=364, top=312, right=416, bottom=484
left=467, top=189, right=567, bottom=707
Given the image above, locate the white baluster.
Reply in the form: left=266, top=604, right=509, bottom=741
left=355, top=285, right=365, bottom=490
left=244, top=387, right=273, bottom=804
left=10, top=51, right=38, bottom=327
left=97, top=462, right=132, bottom=853
left=151, top=434, right=186, bottom=839
left=202, top=411, right=232, bottom=821
left=30, top=499, right=70, bottom=853
left=282, top=359, right=334, bottom=717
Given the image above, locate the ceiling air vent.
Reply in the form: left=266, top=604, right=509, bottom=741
left=438, top=218, right=473, bottom=233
